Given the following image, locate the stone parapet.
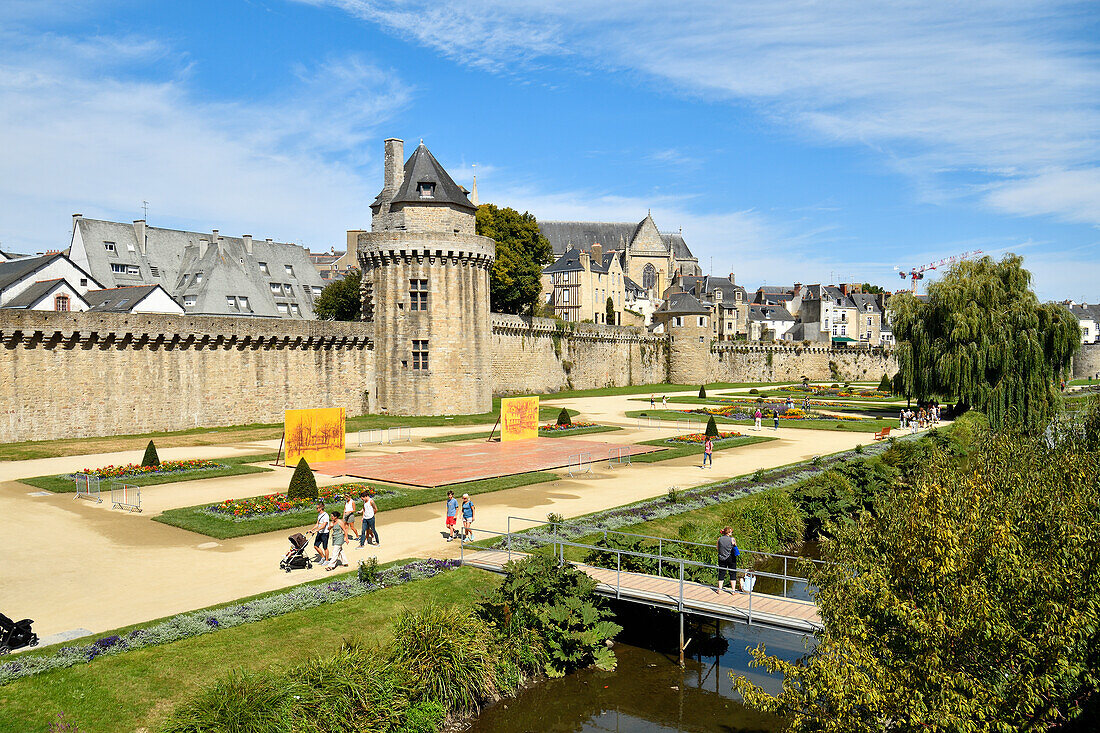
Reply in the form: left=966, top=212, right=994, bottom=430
left=357, top=231, right=494, bottom=269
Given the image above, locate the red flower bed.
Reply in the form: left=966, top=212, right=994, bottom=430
left=208, top=483, right=391, bottom=519
left=73, top=458, right=223, bottom=480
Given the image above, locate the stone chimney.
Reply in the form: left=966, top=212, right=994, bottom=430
left=384, top=138, right=404, bottom=193
left=72, top=213, right=83, bottom=235
left=590, top=243, right=603, bottom=266
left=470, top=174, right=479, bottom=206
left=133, top=220, right=147, bottom=254
left=212, top=229, right=219, bottom=242
left=729, top=273, right=736, bottom=285
left=265, top=238, right=273, bottom=245
left=579, top=250, right=591, bottom=272
left=243, top=234, right=253, bottom=255
left=199, top=238, right=209, bottom=258
left=793, top=282, right=802, bottom=294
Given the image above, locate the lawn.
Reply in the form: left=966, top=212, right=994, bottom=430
left=153, top=471, right=560, bottom=539
left=20, top=453, right=279, bottom=493
left=0, top=566, right=500, bottom=733
left=422, top=424, right=620, bottom=443
left=536, top=381, right=797, bottom=401
left=0, top=402, right=571, bottom=462
left=631, top=434, right=777, bottom=463
left=626, top=408, right=898, bottom=434
left=648, top=395, right=905, bottom=417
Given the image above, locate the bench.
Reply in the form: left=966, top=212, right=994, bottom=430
left=873, top=427, right=891, bottom=441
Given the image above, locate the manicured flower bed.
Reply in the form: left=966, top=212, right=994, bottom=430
left=0, top=559, right=459, bottom=685
left=686, top=405, right=868, bottom=421
left=776, top=385, right=894, bottom=399
left=540, top=422, right=599, bottom=432
left=69, top=458, right=224, bottom=480
left=666, top=431, right=742, bottom=444
left=207, top=482, right=396, bottom=520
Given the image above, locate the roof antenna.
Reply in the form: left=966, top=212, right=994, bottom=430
left=142, top=200, right=149, bottom=220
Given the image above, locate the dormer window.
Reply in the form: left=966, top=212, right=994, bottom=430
left=417, top=182, right=436, bottom=199
left=715, top=290, right=723, bottom=301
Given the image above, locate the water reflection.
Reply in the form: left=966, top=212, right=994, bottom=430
left=468, top=603, right=814, bottom=733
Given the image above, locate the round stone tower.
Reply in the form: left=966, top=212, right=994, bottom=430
left=357, top=138, right=496, bottom=415
left=653, top=291, right=712, bottom=385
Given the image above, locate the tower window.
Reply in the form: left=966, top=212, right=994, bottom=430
left=412, top=339, right=429, bottom=370
left=410, top=278, right=429, bottom=310
left=417, top=182, right=435, bottom=199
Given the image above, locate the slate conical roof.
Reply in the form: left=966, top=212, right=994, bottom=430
left=389, top=142, right=477, bottom=211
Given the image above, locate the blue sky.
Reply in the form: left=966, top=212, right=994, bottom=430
left=1, top=1, right=1098, bottom=299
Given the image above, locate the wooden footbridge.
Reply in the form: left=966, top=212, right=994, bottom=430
left=460, top=518, right=823, bottom=638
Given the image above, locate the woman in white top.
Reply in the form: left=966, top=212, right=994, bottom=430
left=358, top=489, right=379, bottom=547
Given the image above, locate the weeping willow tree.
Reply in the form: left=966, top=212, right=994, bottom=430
left=890, top=254, right=1079, bottom=432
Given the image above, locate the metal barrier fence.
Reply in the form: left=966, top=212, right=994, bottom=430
left=567, top=452, right=592, bottom=478
left=505, top=515, right=829, bottom=600
left=634, top=416, right=700, bottom=432
left=110, top=483, right=142, bottom=513
left=73, top=475, right=102, bottom=503
left=463, top=522, right=821, bottom=629
left=607, top=446, right=632, bottom=468
left=356, top=426, right=412, bottom=446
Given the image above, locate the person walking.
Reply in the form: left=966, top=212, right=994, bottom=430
left=650, top=394, right=656, bottom=409
left=461, top=493, right=475, bottom=542
left=702, top=435, right=713, bottom=468
left=753, top=408, right=763, bottom=431
left=358, top=489, right=379, bottom=547
left=444, top=489, right=459, bottom=542
left=772, top=409, right=780, bottom=431
left=310, top=504, right=330, bottom=564
left=899, top=409, right=906, bottom=429
left=661, top=394, right=668, bottom=408
left=716, top=527, right=736, bottom=594
left=326, top=512, right=351, bottom=570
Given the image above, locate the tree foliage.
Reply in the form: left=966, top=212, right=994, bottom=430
left=860, top=283, right=887, bottom=294
left=704, top=415, right=719, bottom=438
left=287, top=457, right=318, bottom=500
left=476, top=204, right=553, bottom=315
left=890, top=254, right=1079, bottom=432
left=140, top=440, right=160, bottom=468
left=556, top=407, right=572, bottom=427
left=314, top=269, right=362, bottom=321
left=605, top=296, right=615, bottom=325
left=735, top=425, right=1100, bottom=731
left=698, top=384, right=707, bottom=399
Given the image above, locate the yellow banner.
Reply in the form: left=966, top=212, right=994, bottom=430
left=285, top=407, right=346, bottom=464
left=500, top=396, right=539, bottom=441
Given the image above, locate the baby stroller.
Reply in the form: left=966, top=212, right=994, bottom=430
left=0, top=613, right=38, bottom=655
left=280, top=533, right=313, bottom=572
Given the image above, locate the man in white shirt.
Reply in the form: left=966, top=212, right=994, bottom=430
left=358, top=489, right=380, bottom=547
left=311, top=504, right=330, bottom=563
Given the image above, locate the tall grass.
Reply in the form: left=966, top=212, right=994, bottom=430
left=161, top=671, right=293, bottom=733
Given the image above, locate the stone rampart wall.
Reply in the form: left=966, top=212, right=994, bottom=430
left=0, top=311, right=374, bottom=443
left=1073, top=343, right=1100, bottom=380
left=490, top=315, right=667, bottom=394
left=710, top=344, right=898, bottom=383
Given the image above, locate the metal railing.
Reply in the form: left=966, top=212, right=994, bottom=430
left=110, top=483, right=142, bottom=513
left=567, top=452, right=592, bottom=477
left=635, top=416, right=703, bottom=431
left=461, top=521, right=822, bottom=629
left=73, top=475, right=102, bottom=503
left=607, top=446, right=632, bottom=468
left=356, top=426, right=412, bottom=446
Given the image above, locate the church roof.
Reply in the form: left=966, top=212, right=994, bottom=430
left=389, top=142, right=477, bottom=211
left=538, top=220, right=697, bottom=262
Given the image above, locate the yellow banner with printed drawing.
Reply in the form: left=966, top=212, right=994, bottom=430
left=285, top=407, right=346, bottom=464
left=500, top=396, right=539, bottom=441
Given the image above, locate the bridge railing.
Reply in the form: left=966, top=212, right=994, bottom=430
left=462, top=523, right=821, bottom=629
left=506, top=515, right=829, bottom=596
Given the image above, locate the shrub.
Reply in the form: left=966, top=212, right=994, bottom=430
left=287, top=457, right=318, bottom=501
left=727, top=490, right=805, bottom=552
left=289, top=647, right=410, bottom=730
left=878, top=373, right=892, bottom=392
left=357, top=557, right=379, bottom=584
left=140, top=440, right=160, bottom=468
left=698, top=385, right=707, bottom=398
left=556, top=407, right=572, bottom=427
left=667, top=486, right=681, bottom=503
left=479, top=554, right=621, bottom=677
left=749, top=388, right=759, bottom=394
left=705, top=415, right=719, bottom=438
left=854, top=443, right=864, bottom=454
left=388, top=605, right=498, bottom=713
left=162, top=670, right=293, bottom=733
left=789, top=469, right=859, bottom=540
left=404, top=699, right=446, bottom=733
left=547, top=512, right=564, bottom=524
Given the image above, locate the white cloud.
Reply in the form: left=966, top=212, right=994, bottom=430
left=985, top=168, right=1100, bottom=224
left=303, top=0, right=1100, bottom=224
left=0, top=30, right=410, bottom=253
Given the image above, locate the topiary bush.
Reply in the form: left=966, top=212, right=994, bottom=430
left=705, top=415, right=719, bottom=438
left=287, top=457, right=318, bottom=501
left=556, top=407, right=572, bottom=427
left=140, top=440, right=160, bottom=468
left=878, top=373, right=892, bottom=392
left=698, top=385, right=707, bottom=398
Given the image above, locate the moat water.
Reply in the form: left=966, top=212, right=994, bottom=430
left=468, top=544, right=821, bottom=732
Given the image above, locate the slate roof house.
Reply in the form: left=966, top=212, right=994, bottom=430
left=677, top=274, right=750, bottom=341
left=68, top=216, right=326, bottom=318
left=1064, top=302, right=1100, bottom=345
left=750, top=304, right=796, bottom=341
left=0, top=253, right=101, bottom=312
left=541, top=244, right=633, bottom=324
left=84, top=285, right=184, bottom=315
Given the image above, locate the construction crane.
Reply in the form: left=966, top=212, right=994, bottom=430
left=896, top=250, right=983, bottom=293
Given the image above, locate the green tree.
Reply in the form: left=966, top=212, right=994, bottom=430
left=475, top=204, right=553, bottom=315
left=605, top=296, right=615, bottom=325
left=890, top=254, right=1079, bottom=432
left=704, top=415, right=719, bottom=438
left=140, top=440, right=160, bottom=467
left=698, top=385, right=707, bottom=398
left=877, top=373, right=892, bottom=392
left=287, top=457, right=318, bottom=500
left=735, top=429, right=1100, bottom=731
left=314, top=269, right=362, bottom=321
left=860, top=283, right=887, bottom=294
left=556, top=407, right=572, bottom=427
